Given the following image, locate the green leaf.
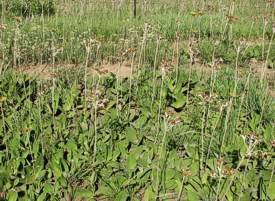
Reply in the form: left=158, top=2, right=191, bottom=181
left=268, top=182, right=275, bottom=200
left=168, top=80, right=175, bottom=92
left=186, top=185, right=200, bottom=201
left=144, top=186, right=155, bottom=201
left=127, top=154, right=137, bottom=171
left=44, top=183, right=54, bottom=194
left=165, top=179, right=177, bottom=190
left=171, top=93, right=187, bottom=109
left=238, top=136, right=247, bottom=157
left=96, top=185, right=113, bottom=197
left=52, top=93, right=60, bottom=114
left=249, top=112, right=260, bottom=130
left=201, top=170, right=210, bottom=184
left=115, top=190, right=128, bottom=201
left=225, top=186, right=234, bottom=201
left=51, top=162, right=62, bottom=178
left=166, top=169, right=176, bottom=180
left=35, top=170, right=46, bottom=180
left=37, top=192, right=47, bottom=201
left=7, top=190, right=18, bottom=201
left=135, top=115, right=148, bottom=128
left=106, top=100, right=116, bottom=110
left=63, top=98, right=72, bottom=111
left=66, top=139, right=77, bottom=152
left=13, top=178, right=19, bottom=186
left=25, top=174, right=36, bottom=184
left=161, top=87, right=167, bottom=98
left=126, top=127, right=138, bottom=144
left=263, top=125, right=273, bottom=142
left=58, top=176, right=68, bottom=187
left=74, top=188, right=93, bottom=199
left=33, top=141, right=39, bottom=158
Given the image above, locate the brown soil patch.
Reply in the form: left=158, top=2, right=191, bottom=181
left=249, top=60, right=275, bottom=97
left=249, top=60, right=275, bottom=83
left=15, top=61, right=274, bottom=98
left=269, top=90, right=275, bottom=98
left=16, top=63, right=77, bottom=80
left=17, top=63, right=133, bottom=80
left=89, top=63, right=133, bottom=78
left=180, top=61, right=275, bottom=97
left=186, top=63, right=219, bottom=78
left=17, top=64, right=55, bottom=80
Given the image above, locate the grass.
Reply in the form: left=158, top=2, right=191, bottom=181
left=0, top=0, right=275, bottom=200
left=0, top=0, right=274, bottom=67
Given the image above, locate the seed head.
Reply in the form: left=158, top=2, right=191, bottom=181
left=0, top=192, right=5, bottom=199
left=223, top=167, right=235, bottom=177
left=12, top=16, right=22, bottom=23
left=182, top=169, right=192, bottom=177
left=168, top=116, right=182, bottom=126
left=0, top=96, right=7, bottom=102
left=226, top=15, right=238, bottom=23
left=257, top=151, right=269, bottom=159
left=0, top=24, right=6, bottom=30
left=217, top=157, right=224, bottom=166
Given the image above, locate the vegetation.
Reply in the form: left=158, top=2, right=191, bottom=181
left=0, top=0, right=55, bottom=17
left=0, top=0, right=274, bottom=200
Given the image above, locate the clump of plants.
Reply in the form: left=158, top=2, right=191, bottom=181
left=0, top=67, right=274, bottom=200
left=0, top=0, right=274, bottom=200
left=0, top=0, right=55, bottom=17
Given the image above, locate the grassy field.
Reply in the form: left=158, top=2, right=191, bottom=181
left=0, top=0, right=275, bottom=200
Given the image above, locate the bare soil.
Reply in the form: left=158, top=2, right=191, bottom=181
left=16, top=61, right=275, bottom=97
left=89, top=63, right=133, bottom=78
left=16, top=63, right=133, bottom=80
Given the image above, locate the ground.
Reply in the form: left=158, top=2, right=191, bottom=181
left=0, top=0, right=274, bottom=200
